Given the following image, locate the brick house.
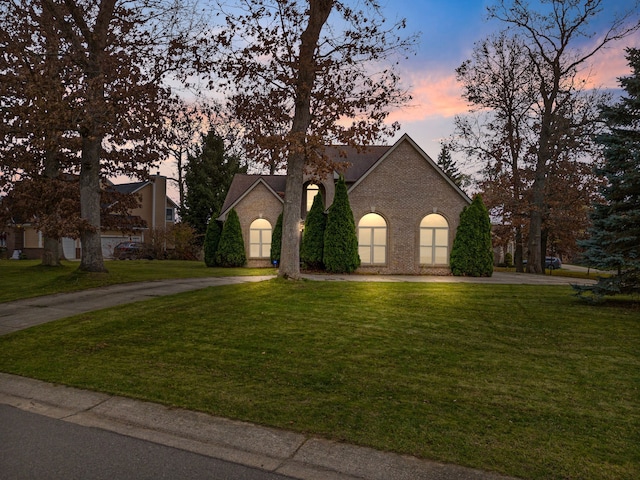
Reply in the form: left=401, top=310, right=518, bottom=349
left=219, top=134, right=471, bottom=274
left=2, top=174, right=177, bottom=260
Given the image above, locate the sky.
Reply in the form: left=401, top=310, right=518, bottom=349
left=378, top=0, right=640, bottom=162
left=157, top=0, right=640, bottom=201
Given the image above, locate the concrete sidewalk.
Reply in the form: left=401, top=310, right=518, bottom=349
left=0, top=373, right=517, bottom=480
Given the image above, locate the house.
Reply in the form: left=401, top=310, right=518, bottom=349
left=218, top=134, right=471, bottom=274
left=2, top=174, right=177, bottom=260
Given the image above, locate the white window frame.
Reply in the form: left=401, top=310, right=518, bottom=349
left=420, top=214, right=449, bottom=265
left=358, top=213, right=387, bottom=265
left=249, top=218, right=272, bottom=259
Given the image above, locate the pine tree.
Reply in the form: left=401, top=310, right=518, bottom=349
left=270, top=212, right=283, bottom=265
left=437, top=143, right=460, bottom=185
left=300, top=192, right=326, bottom=270
left=574, top=48, right=640, bottom=300
left=450, top=195, right=494, bottom=277
left=203, top=217, right=222, bottom=267
left=323, top=176, right=360, bottom=273
left=182, top=130, right=246, bottom=243
left=215, top=209, right=246, bottom=268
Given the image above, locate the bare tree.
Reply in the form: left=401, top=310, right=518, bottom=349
left=454, top=33, right=538, bottom=272
left=217, top=0, right=415, bottom=278
left=488, top=0, right=640, bottom=273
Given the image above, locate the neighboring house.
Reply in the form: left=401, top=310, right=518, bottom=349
left=2, top=174, right=177, bottom=260
left=219, top=134, right=471, bottom=274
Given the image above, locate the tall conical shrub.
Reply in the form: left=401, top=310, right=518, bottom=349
left=203, top=217, right=222, bottom=267
left=216, top=209, right=246, bottom=267
left=450, top=194, right=493, bottom=277
left=270, top=212, right=283, bottom=265
left=300, top=192, right=326, bottom=270
left=323, top=176, right=360, bottom=273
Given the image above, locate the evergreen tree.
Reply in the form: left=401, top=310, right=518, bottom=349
left=450, top=195, right=494, bottom=277
left=203, top=217, right=222, bottom=267
left=437, top=143, right=461, bottom=186
left=182, top=130, right=246, bottom=243
left=300, top=192, right=327, bottom=270
left=215, top=209, right=246, bottom=267
left=574, top=48, right=640, bottom=300
left=323, top=176, right=360, bottom=273
left=270, top=212, right=283, bottom=265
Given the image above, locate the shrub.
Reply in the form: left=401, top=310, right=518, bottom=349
left=270, top=212, right=283, bottom=265
left=300, top=193, right=326, bottom=270
left=215, top=209, right=246, bottom=267
left=323, top=176, right=360, bottom=273
left=148, top=224, right=200, bottom=260
left=504, top=252, right=513, bottom=268
left=203, top=217, right=222, bottom=267
left=450, top=194, right=493, bottom=277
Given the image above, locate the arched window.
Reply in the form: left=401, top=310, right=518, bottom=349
left=420, top=214, right=449, bottom=265
left=358, top=213, right=387, bottom=265
left=306, top=184, right=320, bottom=212
left=249, top=218, right=272, bottom=258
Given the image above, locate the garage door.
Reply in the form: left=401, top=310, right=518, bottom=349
left=62, top=237, right=78, bottom=259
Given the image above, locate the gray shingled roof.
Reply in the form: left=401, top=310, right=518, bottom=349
left=323, top=145, right=392, bottom=183
left=111, top=181, right=149, bottom=195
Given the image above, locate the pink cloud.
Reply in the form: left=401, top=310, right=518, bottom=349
left=389, top=70, right=469, bottom=123
left=580, top=34, right=640, bottom=89
left=391, top=32, right=639, bottom=126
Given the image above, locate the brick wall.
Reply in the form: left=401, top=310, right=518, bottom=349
left=348, top=141, right=469, bottom=275
left=230, top=182, right=283, bottom=267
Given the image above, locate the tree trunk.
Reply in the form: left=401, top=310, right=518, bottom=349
left=78, top=134, right=107, bottom=273
left=40, top=7, right=64, bottom=268
left=278, top=0, right=334, bottom=279
left=527, top=96, right=554, bottom=275
left=41, top=150, right=64, bottom=266
left=514, top=226, right=524, bottom=273
left=279, top=152, right=305, bottom=278
left=540, top=229, right=548, bottom=272
left=527, top=176, right=545, bottom=274
left=42, top=237, right=63, bottom=266
left=75, top=0, right=115, bottom=274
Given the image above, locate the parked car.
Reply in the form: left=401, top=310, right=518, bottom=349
left=113, top=242, right=153, bottom=260
left=521, top=257, right=562, bottom=270
left=545, top=256, right=562, bottom=270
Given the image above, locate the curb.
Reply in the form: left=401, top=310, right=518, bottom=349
left=0, top=373, right=518, bottom=480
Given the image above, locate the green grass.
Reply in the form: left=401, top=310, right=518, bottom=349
left=0, top=259, right=275, bottom=303
left=1, top=280, right=638, bottom=480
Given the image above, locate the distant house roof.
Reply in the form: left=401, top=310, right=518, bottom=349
left=110, top=181, right=150, bottom=195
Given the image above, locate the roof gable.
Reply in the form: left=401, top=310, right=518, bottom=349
left=219, top=175, right=286, bottom=218
left=347, top=134, right=472, bottom=204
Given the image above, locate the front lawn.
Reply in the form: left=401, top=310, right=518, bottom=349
left=0, top=259, right=275, bottom=303
left=0, top=280, right=638, bottom=479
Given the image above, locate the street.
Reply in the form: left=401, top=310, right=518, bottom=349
left=0, top=404, right=294, bottom=480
